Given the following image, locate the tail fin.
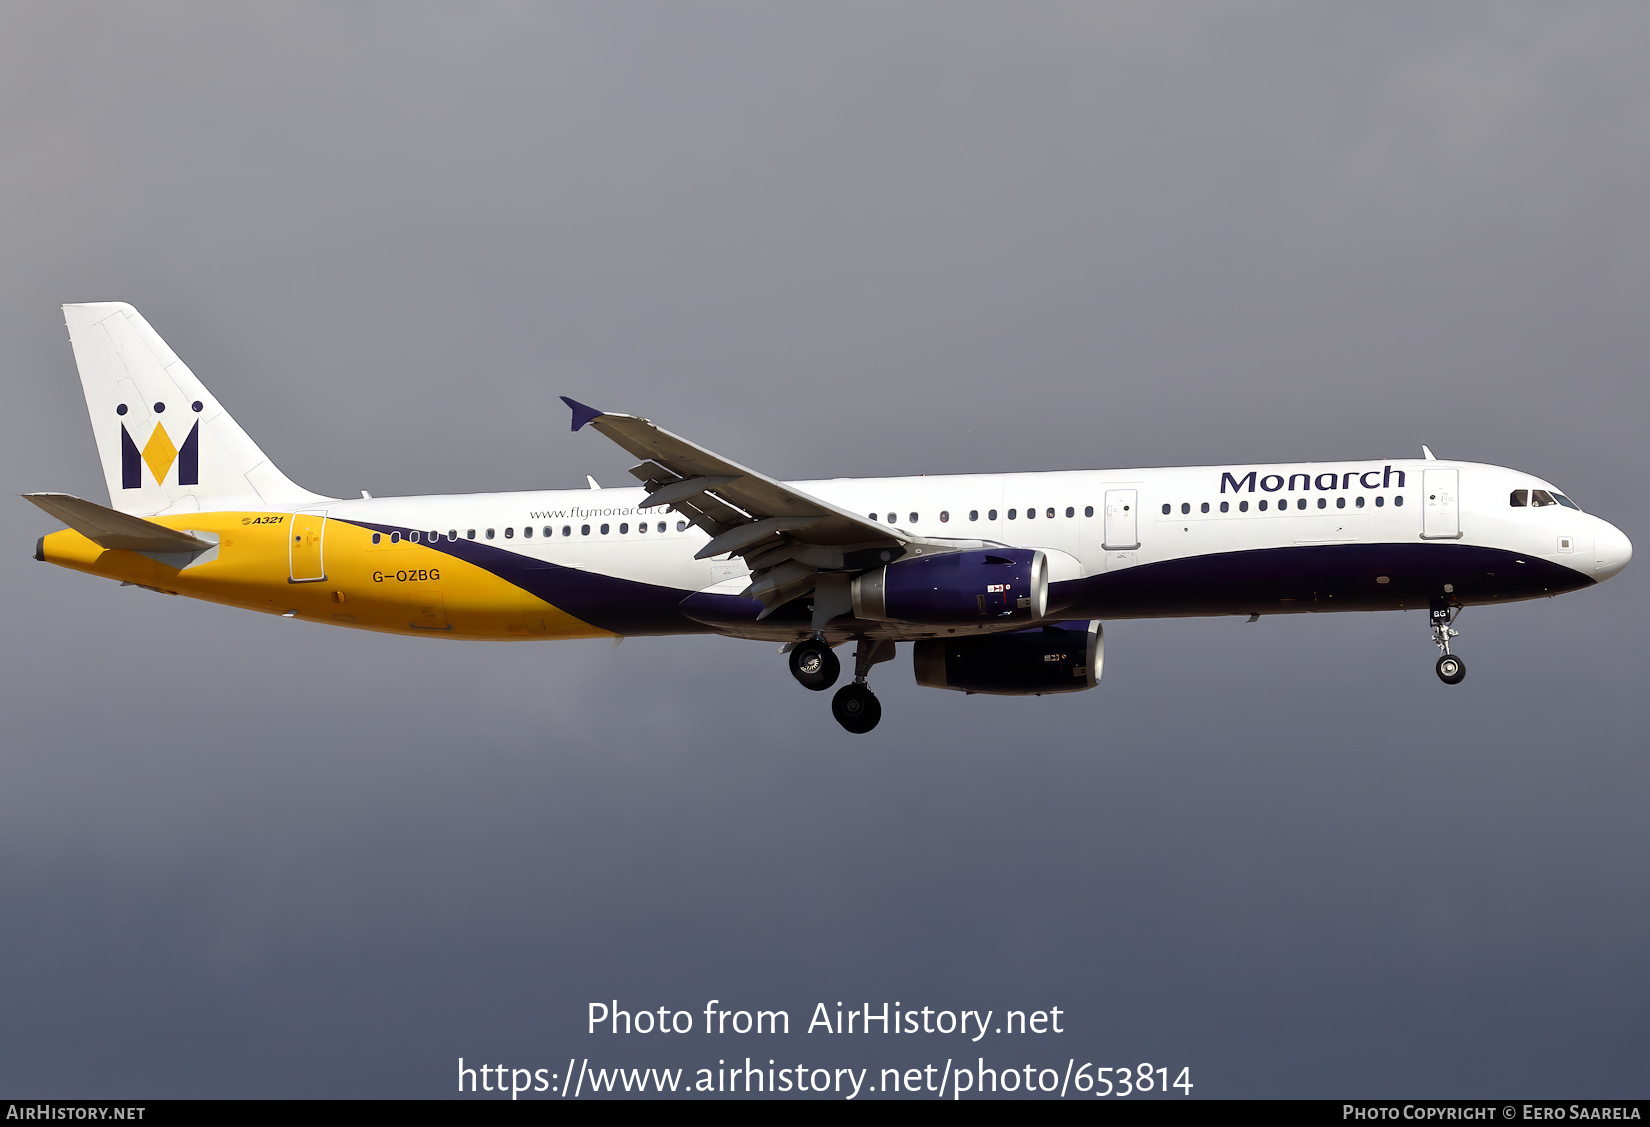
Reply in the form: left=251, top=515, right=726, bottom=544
left=62, top=302, right=327, bottom=516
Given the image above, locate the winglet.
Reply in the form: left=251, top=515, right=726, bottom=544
left=1421, top=444, right=1437, bottom=461
left=560, top=396, right=605, bottom=432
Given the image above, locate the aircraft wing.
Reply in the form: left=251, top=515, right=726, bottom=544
left=562, top=397, right=959, bottom=620
left=23, top=492, right=213, bottom=552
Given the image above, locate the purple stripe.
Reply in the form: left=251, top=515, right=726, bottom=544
left=348, top=521, right=710, bottom=636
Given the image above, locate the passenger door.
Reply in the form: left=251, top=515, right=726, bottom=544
left=1421, top=469, right=1462, bottom=540
left=1102, top=488, right=1140, bottom=571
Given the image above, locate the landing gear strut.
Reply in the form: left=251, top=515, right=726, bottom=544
left=788, top=638, right=840, bottom=691
left=1431, top=597, right=1465, bottom=685
left=830, top=638, right=896, bottom=734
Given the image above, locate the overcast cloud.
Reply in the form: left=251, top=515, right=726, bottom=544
left=1, top=2, right=1646, bottom=1097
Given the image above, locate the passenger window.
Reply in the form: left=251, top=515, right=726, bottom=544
left=504, top=527, right=514, bottom=538
left=910, top=512, right=918, bottom=523
left=1239, top=501, right=1248, bottom=512
left=1046, top=508, right=1055, bottom=519
left=657, top=522, right=666, bottom=532
left=560, top=525, right=570, bottom=537
left=1297, top=498, right=1306, bottom=510
left=1161, top=504, right=1171, bottom=515
left=1531, top=490, right=1556, bottom=507
left=1065, top=506, right=1074, bottom=518
left=939, top=511, right=950, bottom=523
left=466, top=529, right=476, bottom=540
left=1375, top=497, right=1384, bottom=508
left=1317, top=498, right=1326, bottom=509
left=988, top=510, right=998, bottom=521
left=523, top=526, right=532, bottom=538
left=410, top=531, right=421, bottom=543
left=1084, top=506, right=1094, bottom=517
left=600, top=523, right=610, bottom=535
left=1258, top=500, right=1268, bottom=511
left=619, top=523, right=629, bottom=534
left=1394, top=496, right=1404, bottom=507
left=1008, top=509, right=1018, bottom=520
left=1510, top=489, right=1528, bottom=507
left=969, top=510, right=979, bottom=522
left=1200, top=502, right=1209, bottom=513
left=429, top=531, right=438, bottom=542
left=371, top=533, right=381, bottom=545
left=1026, top=508, right=1035, bottom=520
left=1336, top=497, right=1345, bottom=509
left=448, top=530, right=457, bottom=541
left=485, top=529, right=495, bottom=539
left=1355, top=497, right=1365, bottom=509
left=1219, top=501, right=1228, bottom=513
left=637, top=521, right=647, bottom=533
left=676, top=521, right=687, bottom=531
left=390, top=531, right=401, bottom=544
left=1181, top=503, right=1190, bottom=515
left=868, top=513, right=878, bottom=521
left=581, top=524, right=590, bottom=536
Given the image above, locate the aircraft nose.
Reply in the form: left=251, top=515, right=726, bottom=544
left=1593, top=517, right=1632, bottom=581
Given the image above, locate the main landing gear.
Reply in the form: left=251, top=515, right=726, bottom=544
left=788, top=638, right=840, bottom=692
left=833, top=638, right=895, bottom=734
left=1431, top=597, right=1465, bottom=685
left=832, top=682, right=880, bottom=734
left=789, top=637, right=894, bottom=733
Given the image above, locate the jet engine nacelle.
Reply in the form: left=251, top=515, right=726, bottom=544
left=851, top=548, right=1047, bottom=625
left=912, top=621, right=1102, bottom=696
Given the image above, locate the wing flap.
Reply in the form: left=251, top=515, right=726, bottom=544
left=562, top=398, right=899, bottom=550
left=562, top=397, right=975, bottom=623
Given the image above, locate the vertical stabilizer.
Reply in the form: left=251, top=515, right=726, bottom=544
left=62, top=302, right=328, bottom=516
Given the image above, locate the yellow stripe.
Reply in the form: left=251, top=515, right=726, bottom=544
left=39, top=512, right=613, bottom=640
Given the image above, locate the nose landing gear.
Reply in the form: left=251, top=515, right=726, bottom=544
left=1431, top=597, right=1465, bottom=685
left=829, top=637, right=896, bottom=734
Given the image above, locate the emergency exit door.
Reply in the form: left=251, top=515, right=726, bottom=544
left=1103, top=489, right=1139, bottom=550
left=1421, top=470, right=1462, bottom=540
left=289, top=510, right=328, bottom=581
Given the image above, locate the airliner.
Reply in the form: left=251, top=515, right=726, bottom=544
left=27, top=303, right=1632, bottom=733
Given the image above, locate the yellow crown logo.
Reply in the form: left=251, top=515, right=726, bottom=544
left=142, top=424, right=178, bottom=485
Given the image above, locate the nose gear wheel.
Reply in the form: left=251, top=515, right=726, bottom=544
left=1435, top=654, right=1465, bottom=684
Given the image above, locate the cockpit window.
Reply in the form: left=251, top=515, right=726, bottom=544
left=1531, top=489, right=1557, bottom=508
left=1509, top=489, right=1528, bottom=507
left=1553, top=493, right=1580, bottom=510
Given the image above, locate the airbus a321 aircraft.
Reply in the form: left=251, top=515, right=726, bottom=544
left=28, top=303, right=1632, bottom=733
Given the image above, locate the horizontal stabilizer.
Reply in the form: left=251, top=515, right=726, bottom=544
left=22, top=492, right=212, bottom=552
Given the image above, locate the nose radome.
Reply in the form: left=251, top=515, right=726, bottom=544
left=1593, top=518, right=1632, bottom=581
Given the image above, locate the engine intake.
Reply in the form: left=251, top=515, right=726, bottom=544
left=852, top=548, right=1047, bottom=625
left=912, top=621, right=1102, bottom=696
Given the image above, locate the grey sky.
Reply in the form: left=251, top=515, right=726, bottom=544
left=1, top=3, right=1645, bottom=1097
